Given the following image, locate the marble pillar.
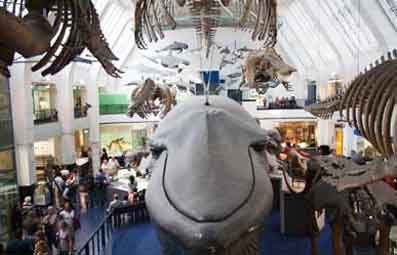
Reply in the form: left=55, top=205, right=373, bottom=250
left=317, top=119, right=335, bottom=147
left=54, top=71, right=76, bottom=165
left=87, top=75, right=101, bottom=174
left=9, top=64, right=36, bottom=186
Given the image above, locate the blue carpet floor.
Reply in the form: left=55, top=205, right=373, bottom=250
left=112, top=212, right=334, bottom=255
left=75, top=207, right=106, bottom=250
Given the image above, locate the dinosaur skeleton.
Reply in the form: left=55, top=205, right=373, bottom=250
left=127, top=78, right=176, bottom=119
left=302, top=53, right=397, bottom=254
left=281, top=150, right=397, bottom=255
left=134, top=0, right=278, bottom=56
left=305, top=51, right=397, bottom=158
left=0, top=0, right=122, bottom=78
left=307, top=156, right=397, bottom=255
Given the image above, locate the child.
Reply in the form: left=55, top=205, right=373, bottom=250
left=56, top=222, right=73, bottom=255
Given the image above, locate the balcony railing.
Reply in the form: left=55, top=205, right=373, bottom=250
left=34, top=109, right=58, bottom=125
left=256, top=98, right=307, bottom=110
left=76, top=202, right=150, bottom=255
left=75, top=107, right=88, bottom=118
left=99, top=104, right=128, bottom=115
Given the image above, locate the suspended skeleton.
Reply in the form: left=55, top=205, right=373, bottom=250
left=241, top=47, right=297, bottom=94
left=305, top=50, right=397, bottom=158
left=134, top=0, right=278, bottom=56
left=0, top=0, right=122, bottom=78
left=127, top=78, right=176, bottom=119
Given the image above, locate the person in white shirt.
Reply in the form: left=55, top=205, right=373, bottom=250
left=57, top=221, right=73, bottom=255
left=107, top=194, right=123, bottom=213
left=107, top=157, right=120, bottom=176
left=59, top=202, right=76, bottom=251
left=59, top=202, right=75, bottom=228
left=101, top=159, right=109, bottom=171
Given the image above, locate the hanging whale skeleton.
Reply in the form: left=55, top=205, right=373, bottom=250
left=134, top=0, right=278, bottom=56
left=0, top=0, right=122, bottom=78
left=305, top=50, right=397, bottom=158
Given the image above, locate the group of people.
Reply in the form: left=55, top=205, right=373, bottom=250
left=2, top=147, right=150, bottom=255
left=50, top=164, right=90, bottom=211
left=106, top=188, right=146, bottom=214
left=99, top=148, right=151, bottom=178
left=261, top=96, right=299, bottom=110
left=4, top=200, right=78, bottom=255
left=98, top=149, right=150, bottom=213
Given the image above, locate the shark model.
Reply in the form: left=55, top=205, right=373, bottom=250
left=156, top=41, right=189, bottom=54
left=143, top=54, right=190, bottom=69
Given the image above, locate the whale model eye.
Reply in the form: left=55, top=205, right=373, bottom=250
left=150, top=145, right=166, bottom=159
left=251, top=141, right=266, bottom=152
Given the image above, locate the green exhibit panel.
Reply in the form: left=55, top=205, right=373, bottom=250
left=99, top=94, right=129, bottom=115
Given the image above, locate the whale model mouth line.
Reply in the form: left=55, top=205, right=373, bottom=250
left=161, top=147, right=257, bottom=223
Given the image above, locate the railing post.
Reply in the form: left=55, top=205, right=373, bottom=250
left=101, top=225, right=106, bottom=247
left=76, top=203, right=147, bottom=255
left=96, top=232, right=100, bottom=254
left=84, top=242, right=90, bottom=255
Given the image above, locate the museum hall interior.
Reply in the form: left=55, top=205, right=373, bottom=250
left=2, top=0, right=397, bottom=254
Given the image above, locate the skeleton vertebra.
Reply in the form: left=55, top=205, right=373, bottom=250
left=305, top=52, right=397, bottom=158
left=134, top=0, right=278, bottom=56
left=127, top=78, right=176, bottom=119
left=241, top=47, right=297, bottom=94
left=146, top=96, right=277, bottom=255
left=0, top=0, right=122, bottom=78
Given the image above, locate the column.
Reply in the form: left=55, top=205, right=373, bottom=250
left=9, top=64, right=36, bottom=186
left=0, top=63, right=23, bottom=238
left=317, top=119, right=335, bottom=147
left=54, top=68, right=76, bottom=165
left=343, top=125, right=358, bottom=157
left=87, top=71, right=101, bottom=174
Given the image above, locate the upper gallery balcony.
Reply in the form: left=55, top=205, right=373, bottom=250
left=32, top=83, right=58, bottom=125
left=73, top=86, right=89, bottom=119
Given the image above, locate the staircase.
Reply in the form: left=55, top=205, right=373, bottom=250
left=76, top=203, right=150, bottom=255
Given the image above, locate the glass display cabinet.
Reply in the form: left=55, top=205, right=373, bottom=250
left=0, top=76, right=19, bottom=241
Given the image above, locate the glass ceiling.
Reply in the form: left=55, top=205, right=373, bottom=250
left=88, top=0, right=397, bottom=83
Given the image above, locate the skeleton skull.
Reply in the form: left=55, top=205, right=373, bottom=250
left=242, top=47, right=297, bottom=91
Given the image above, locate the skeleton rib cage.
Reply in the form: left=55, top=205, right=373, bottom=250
left=305, top=50, right=397, bottom=158
left=0, top=0, right=122, bottom=78
left=1, top=0, right=25, bottom=17
left=134, top=0, right=278, bottom=54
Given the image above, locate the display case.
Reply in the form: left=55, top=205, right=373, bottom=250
left=100, top=123, right=157, bottom=156
left=0, top=77, right=19, bottom=241
left=276, top=122, right=317, bottom=147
